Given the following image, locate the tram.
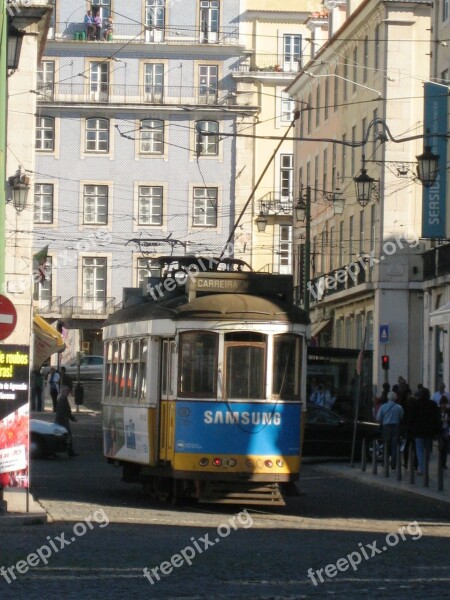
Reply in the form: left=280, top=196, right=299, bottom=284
left=102, top=257, right=309, bottom=505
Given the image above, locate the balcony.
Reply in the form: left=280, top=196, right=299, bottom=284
left=233, top=54, right=303, bottom=76
left=259, top=193, right=293, bottom=216
left=60, top=297, right=116, bottom=319
left=47, top=22, right=239, bottom=46
left=37, top=82, right=233, bottom=107
left=34, top=296, right=61, bottom=318
left=308, top=262, right=372, bottom=303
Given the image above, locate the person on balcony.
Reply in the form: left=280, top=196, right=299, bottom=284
left=103, top=16, right=114, bottom=41
left=84, top=10, right=95, bottom=41
left=93, top=12, right=102, bottom=41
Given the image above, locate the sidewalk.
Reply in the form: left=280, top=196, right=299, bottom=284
left=314, top=450, right=450, bottom=505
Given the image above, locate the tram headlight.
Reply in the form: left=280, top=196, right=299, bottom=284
left=199, top=458, right=209, bottom=467
left=225, top=458, right=237, bottom=467
left=276, top=459, right=284, bottom=468
left=264, top=459, right=273, bottom=468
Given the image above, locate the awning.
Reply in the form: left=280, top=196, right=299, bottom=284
left=430, top=302, right=450, bottom=327
left=311, top=319, right=332, bottom=338
left=33, top=315, right=65, bottom=368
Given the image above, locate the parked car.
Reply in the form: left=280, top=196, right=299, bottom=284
left=30, top=420, right=69, bottom=458
left=303, top=403, right=380, bottom=460
left=62, top=355, right=104, bottom=380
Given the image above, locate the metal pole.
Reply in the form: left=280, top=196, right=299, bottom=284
left=304, top=185, right=311, bottom=315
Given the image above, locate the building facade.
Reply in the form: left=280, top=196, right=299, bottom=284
left=33, top=0, right=251, bottom=358
left=288, top=0, right=433, bottom=392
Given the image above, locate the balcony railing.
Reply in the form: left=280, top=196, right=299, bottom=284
left=259, top=193, right=293, bottom=216
left=34, top=296, right=61, bottom=316
left=47, top=22, right=239, bottom=46
left=37, top=82, right=232, bottom=106
left=309, top=262, right=372, bottom=302
left=60, top=297, right=116, bottom=318
left=423, top=243, right=450, bottom=280
left=233, top=54, right=303, bottom=75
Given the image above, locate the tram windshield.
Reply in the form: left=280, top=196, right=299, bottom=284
left=225, top=332, right=265, bottom=399
left=179, top=331, right=218, bottom=397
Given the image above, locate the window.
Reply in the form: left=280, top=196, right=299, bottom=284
left=351, top=125, right=356, bottom=175
left=34, top=256, right=52, bottom=304
left=196, top=120, right=219, bottom=156
left=315, top=85, right=320, bottom=127
left=90, top=62, right=109, bottom=102
left=342, top=134, right=347, bottom=179
left=34, top=184, right=53, bottom=224
left=272, top=335, right=301, bottom=400
left=36, top=116, right=54, bottom=151
left=280, top=154, right=293, bottom=199
left=193, top=187, right=217, bottom=226
left=343, top=56, right=348, bottom=100
left=320, top=229, right=326, bottom=273
left=179, top=331, right=218, bottom=397
left=359, top=211, right=364, bottom=253
left=322, top=148, right=328, bottom=192
left=281, top=92, right=295, bottom=123
left=140, top=119, right=164, bottom=154
left=137, top=258, right=160, bottom=287
left=283, top=34, right=301, bottom=72
left=37, top=61, right=55, bottom=100
left=339, top=221, right=344, bottom=266
left=352, top=47, right=358, bottom=91
left=198, top=65, right=218, bottom=104
left=324, top=77, right=329, bottom=120
left=329, top=226, right=334, bottom=271
left=276, top=224, right=292, bottom=274
left=48, top=0, right=56, bottom=38
left=85, top=118, right=109, bottom=152
left=444, top=0, right=449, bottom=21
left=332, top=144, right=337, bottom=190
left=441, top=69, right=449, bottom=85
left=83, top=185, right=108, bottom=225
left=138, top=186, right=163, bottom=225
left=307, top=93, right=312, bottom=133
left=372, top=108, right=379, bottom=160
left=349, top=215, right=354, bottom=260
left=200, top=1, right=220, bottom=43
left=374, top=25, right=380, bottom=70
left=363, top=36, right=369, bottom=82
left=225, top=332, right=266, bottom=399
left=144, top=63, right=164, bottom=102
left=92, top=0, right=110, bottom=20
left=370, top=204, right=376, bottom=253
left=145, top=0, right=165, bottom=42
left=82, top=257, right=106, bottom=305
left=334, top=67, right=338, bottom=110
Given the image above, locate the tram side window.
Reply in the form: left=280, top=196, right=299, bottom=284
left=179, top=331, right=218, bottom=397
left=225, top=332, right=266, bottom=400
left=273, top=334, right=301, bottom=400
left=139, top=339, right=148, bottom=402
left=105, top=341, right=113, bottom=397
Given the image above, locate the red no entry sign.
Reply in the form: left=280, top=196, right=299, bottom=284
left=0, top=295, right=17, bottom=341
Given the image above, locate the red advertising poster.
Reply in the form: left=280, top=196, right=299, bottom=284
left=0, top=345, right=30, bottom=489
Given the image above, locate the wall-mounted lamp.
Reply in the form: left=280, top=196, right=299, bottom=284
left=354, top=155, right=376, bottom=207
left=8, top=168, right=30, bottom=213
left=416, top=145, right=439, bottom=188
left=7, top=25, right=26, bottom=73
left=256, top=211, right=268, bottom=232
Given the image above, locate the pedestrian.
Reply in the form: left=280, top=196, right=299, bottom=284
left=30, top=367, right=44, bottom=411
left=60, top=366, right=73, bottom=394
left=409, top=387, right=441, bottom=475
left=432, top=382, right=450, bottom=405
left=47, top=367, right=60, bottom=412
left=376, top=391, right=404, bottom=469
left=55, top=385, right=78, bottom=457
left=403, top=391, right=418, bottom=470
left=439, top=397, right=450, bottom=469
left=84, top=10, right=95, bottom=40
left=380, top=382, right=390, bottom=404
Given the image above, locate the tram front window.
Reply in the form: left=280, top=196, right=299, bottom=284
left=179, top=331, right=218, bottom=397
left=225, top=332, right=266, bottom=400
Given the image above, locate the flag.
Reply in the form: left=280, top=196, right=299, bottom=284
left=32, top=245, right=49, bottom=284
left=356, top=323, right=368, bottom=376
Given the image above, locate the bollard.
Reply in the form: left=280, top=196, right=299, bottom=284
left=372, top=439, right=378, bottom=475
left=423, top=447, right=429, bottom=487
left=383, top=442, right=389, bottom=478
left=437, top=438, right=444, bottom=492
left=396, top=443, right=402, bottom=481
left=408, top=445, right=415, bottom=484
left=361, top=438, right=367, bottom=472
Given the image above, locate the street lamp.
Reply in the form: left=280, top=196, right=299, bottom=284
left=8, top=168, right=30, bottom=213
left=354, top=154, right=376, bottom=207
left=256, top=211, right=268, bottom=232
left=7, top=25, right=26, bottom=72
left=416, top=145, right=439, bottom=188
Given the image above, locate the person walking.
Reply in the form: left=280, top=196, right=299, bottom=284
left=30, top=367, right=44, bottom=411
left=55, top=385, right=78, bottom=457
left=376, top=391, right=404, bottom=469
left=47, top=367, right=60, bottom=412
left=409, top=387, right=441, bottom=475
left=432, top=383, right=450, bottom=405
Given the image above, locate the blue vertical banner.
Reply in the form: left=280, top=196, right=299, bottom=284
left=422, top=82, right=448, bottom=238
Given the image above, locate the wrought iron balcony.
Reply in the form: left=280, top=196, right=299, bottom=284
left=233, top=54, right=304, bottom=75
left=60, top=297, right=116, bottom=318
left=259, top=193, right=293, bottom=216
left=34, top=296, right=61, bottom=316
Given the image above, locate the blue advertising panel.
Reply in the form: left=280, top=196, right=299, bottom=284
left=174, top=401, right=301, bottom=456
left=422, top=82, right=448, bottom=238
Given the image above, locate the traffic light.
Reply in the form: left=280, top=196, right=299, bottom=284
left=381, top=355, right=390, bottom=370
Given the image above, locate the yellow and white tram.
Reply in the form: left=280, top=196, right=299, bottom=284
left=102, top=260, right=309, bottom=505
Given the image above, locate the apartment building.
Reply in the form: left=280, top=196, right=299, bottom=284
left=33, top=0, right=253, bottom=358
left=288, top=0, right=433, bottom=391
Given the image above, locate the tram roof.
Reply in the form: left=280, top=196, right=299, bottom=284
left=104, top=293, right=308, bottom=327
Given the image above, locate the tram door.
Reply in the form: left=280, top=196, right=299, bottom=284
left=159, top=339, right=176, bottom=462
